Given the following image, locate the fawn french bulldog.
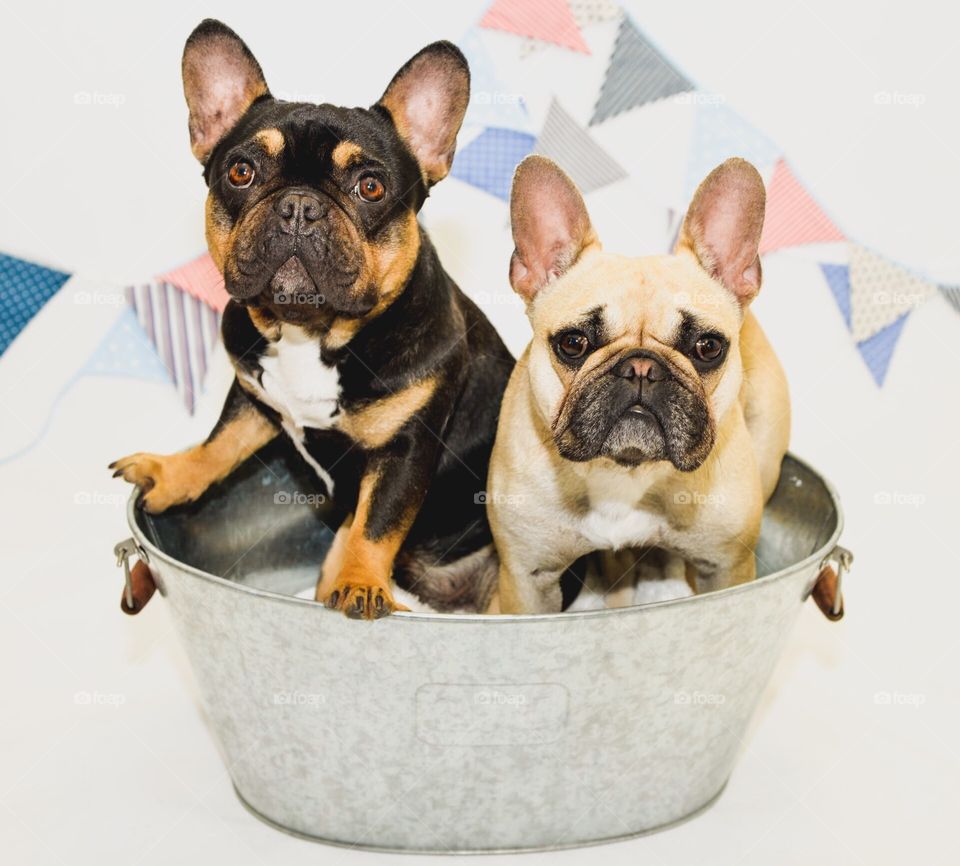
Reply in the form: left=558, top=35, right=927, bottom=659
left=112, top=21, right=513, bottom=618
left=487, top=155, right=789, bottom=614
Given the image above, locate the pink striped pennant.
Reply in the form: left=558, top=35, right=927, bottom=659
left=157, top=252, right=230, bottom=312
left=759, top=160, right=845, bottom=255
left=480, top=0, right=590, bottom=54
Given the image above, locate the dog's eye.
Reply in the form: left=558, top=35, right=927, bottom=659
left=227, top=161, right=255, bottom=188
left=556, top=331, right=591, bottom=360
left=356, top=175, right=385, bottom=202
left=693, top=335, right=725, bottom=364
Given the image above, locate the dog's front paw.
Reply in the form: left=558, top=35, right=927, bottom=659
left=109, top=452, right=201, bottom=514
left=321, top=579, right=409, bottom=620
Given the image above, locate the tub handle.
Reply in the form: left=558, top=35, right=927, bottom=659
left=812, top=545, right=853, bottom=621
left=114, top=538, right=156, bottom=615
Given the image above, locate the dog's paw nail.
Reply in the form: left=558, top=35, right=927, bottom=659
left=374, top=594, right=384, bottom=612
left=112, top=468, right=124, bottom=478
left=326, top=590, right=340, bottom=609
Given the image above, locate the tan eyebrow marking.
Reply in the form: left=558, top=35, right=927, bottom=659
left=332, top=140, right=363, bottom=169
left=254, top=128, right=284, bottom=156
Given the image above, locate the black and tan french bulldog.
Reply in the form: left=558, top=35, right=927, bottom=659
left=487, top=155, right=790, bottom=614
left=112, top=20, right=514, bottom=618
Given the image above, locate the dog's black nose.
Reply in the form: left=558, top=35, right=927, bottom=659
left=276, top=192, right=323, bottom=226
left=613, top=354, right=668, bottom=382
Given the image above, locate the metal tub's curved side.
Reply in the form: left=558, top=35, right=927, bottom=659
left=122, top=451, right=843, bottom=852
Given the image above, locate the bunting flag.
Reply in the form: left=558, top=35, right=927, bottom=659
left=459, top=30, right=531, bottom=131
left=520, top=0, right=620, bottom=56
left=684, top=102, right=782, bottom=200
left=126, top=282, right=221, bottom=414
left=856, top=314, right=908, bottom=386
left=450, top=127, right=537, bottom=200
left=820, top=263, right=852, bottom=329
left=848, top=244, right=935, bottom=343
left=0, top=253, right=71, bottom=356
left=80, top=306, right=172, bottom=383
left=157, top=252, right=229, bottom=312
left=534, top=98, right=628, bottom=194
left=939, top=285, right=960, bottom=314
left=590, top=16, right=693, bottom=125
left=759, top=160, right=845, bottom=254
left=480, top=0, right=589, bottom=54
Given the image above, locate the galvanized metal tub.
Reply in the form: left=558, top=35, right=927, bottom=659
left=118, top=442, right=845, bottom=853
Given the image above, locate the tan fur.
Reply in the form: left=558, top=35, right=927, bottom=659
left=490, top=164, right=789, bottom=614
left=315, top=471, right=412, bottom=618
left=331, top=140, right=362, bottom=169
left=324, top=212, right=422, bottom=349
left=338, top=376, right=437, bottom=449
left=110, top=408, right=279, bottom=513
left=254, top=128, right=284, bottom=157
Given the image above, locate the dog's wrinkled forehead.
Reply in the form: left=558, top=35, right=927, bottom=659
left=533, top=253, right=741, bottom=345
left=204, top=100, right=422, bottom=198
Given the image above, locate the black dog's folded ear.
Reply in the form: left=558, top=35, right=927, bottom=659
left=677, top=158, right=766, bottom=307
left=182, top=19, right=270, bottom=164
left=377, top=41, right=470, bottom=187
left=509, top=156, right=600, bottom=302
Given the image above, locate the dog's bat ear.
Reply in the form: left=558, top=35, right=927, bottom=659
left=378, top=41, right=470, bottom=187
left=182, top=19, right=270, bottom=164
left=508, top=155, right=600, bottom=302
left=677, top=158, right=766, bottom=307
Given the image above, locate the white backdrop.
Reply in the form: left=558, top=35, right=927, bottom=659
left=1, top=1, right=958, bottom=864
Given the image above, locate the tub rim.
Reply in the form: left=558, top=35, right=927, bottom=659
left=125, top=451, right=843, bottom=624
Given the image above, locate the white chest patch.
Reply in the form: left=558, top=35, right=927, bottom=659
left=238, top=324, right=341, bottom=494
left=576, top=469, right=668, bottom=551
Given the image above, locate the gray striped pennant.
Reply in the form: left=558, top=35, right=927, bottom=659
left=535, top=98, right=628, bottom=194
left=591, top=16, right=693, bottom=125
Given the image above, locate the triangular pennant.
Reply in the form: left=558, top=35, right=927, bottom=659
left=684, top=102, right=782, bottom=200
left=857, top=313, right=909, bottom=386
left=939, top=284, right=960, bottom=313
left=520, top=0, right=620, bottom=56
left=81, top=306, right=172, bottom=383
left=126, top=282, right=222, bottom=414
left=759, top=160, right=845, bottom=254
left=820, top=263, right=852, bottom=330
left=534, top=99, right=628, bottom=194
left=480, top=0, right=589, bottom=54
left=0, top=253, right=71, bottom=356
left=157, top=252, right=229, bottom=312
left=459, top=30, right=530, bottom=131
left=848, top=244, right=936, bottom=342
left=450, top=127, right=536, bottom=200
left=590, top=16, right=693, bottom=125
